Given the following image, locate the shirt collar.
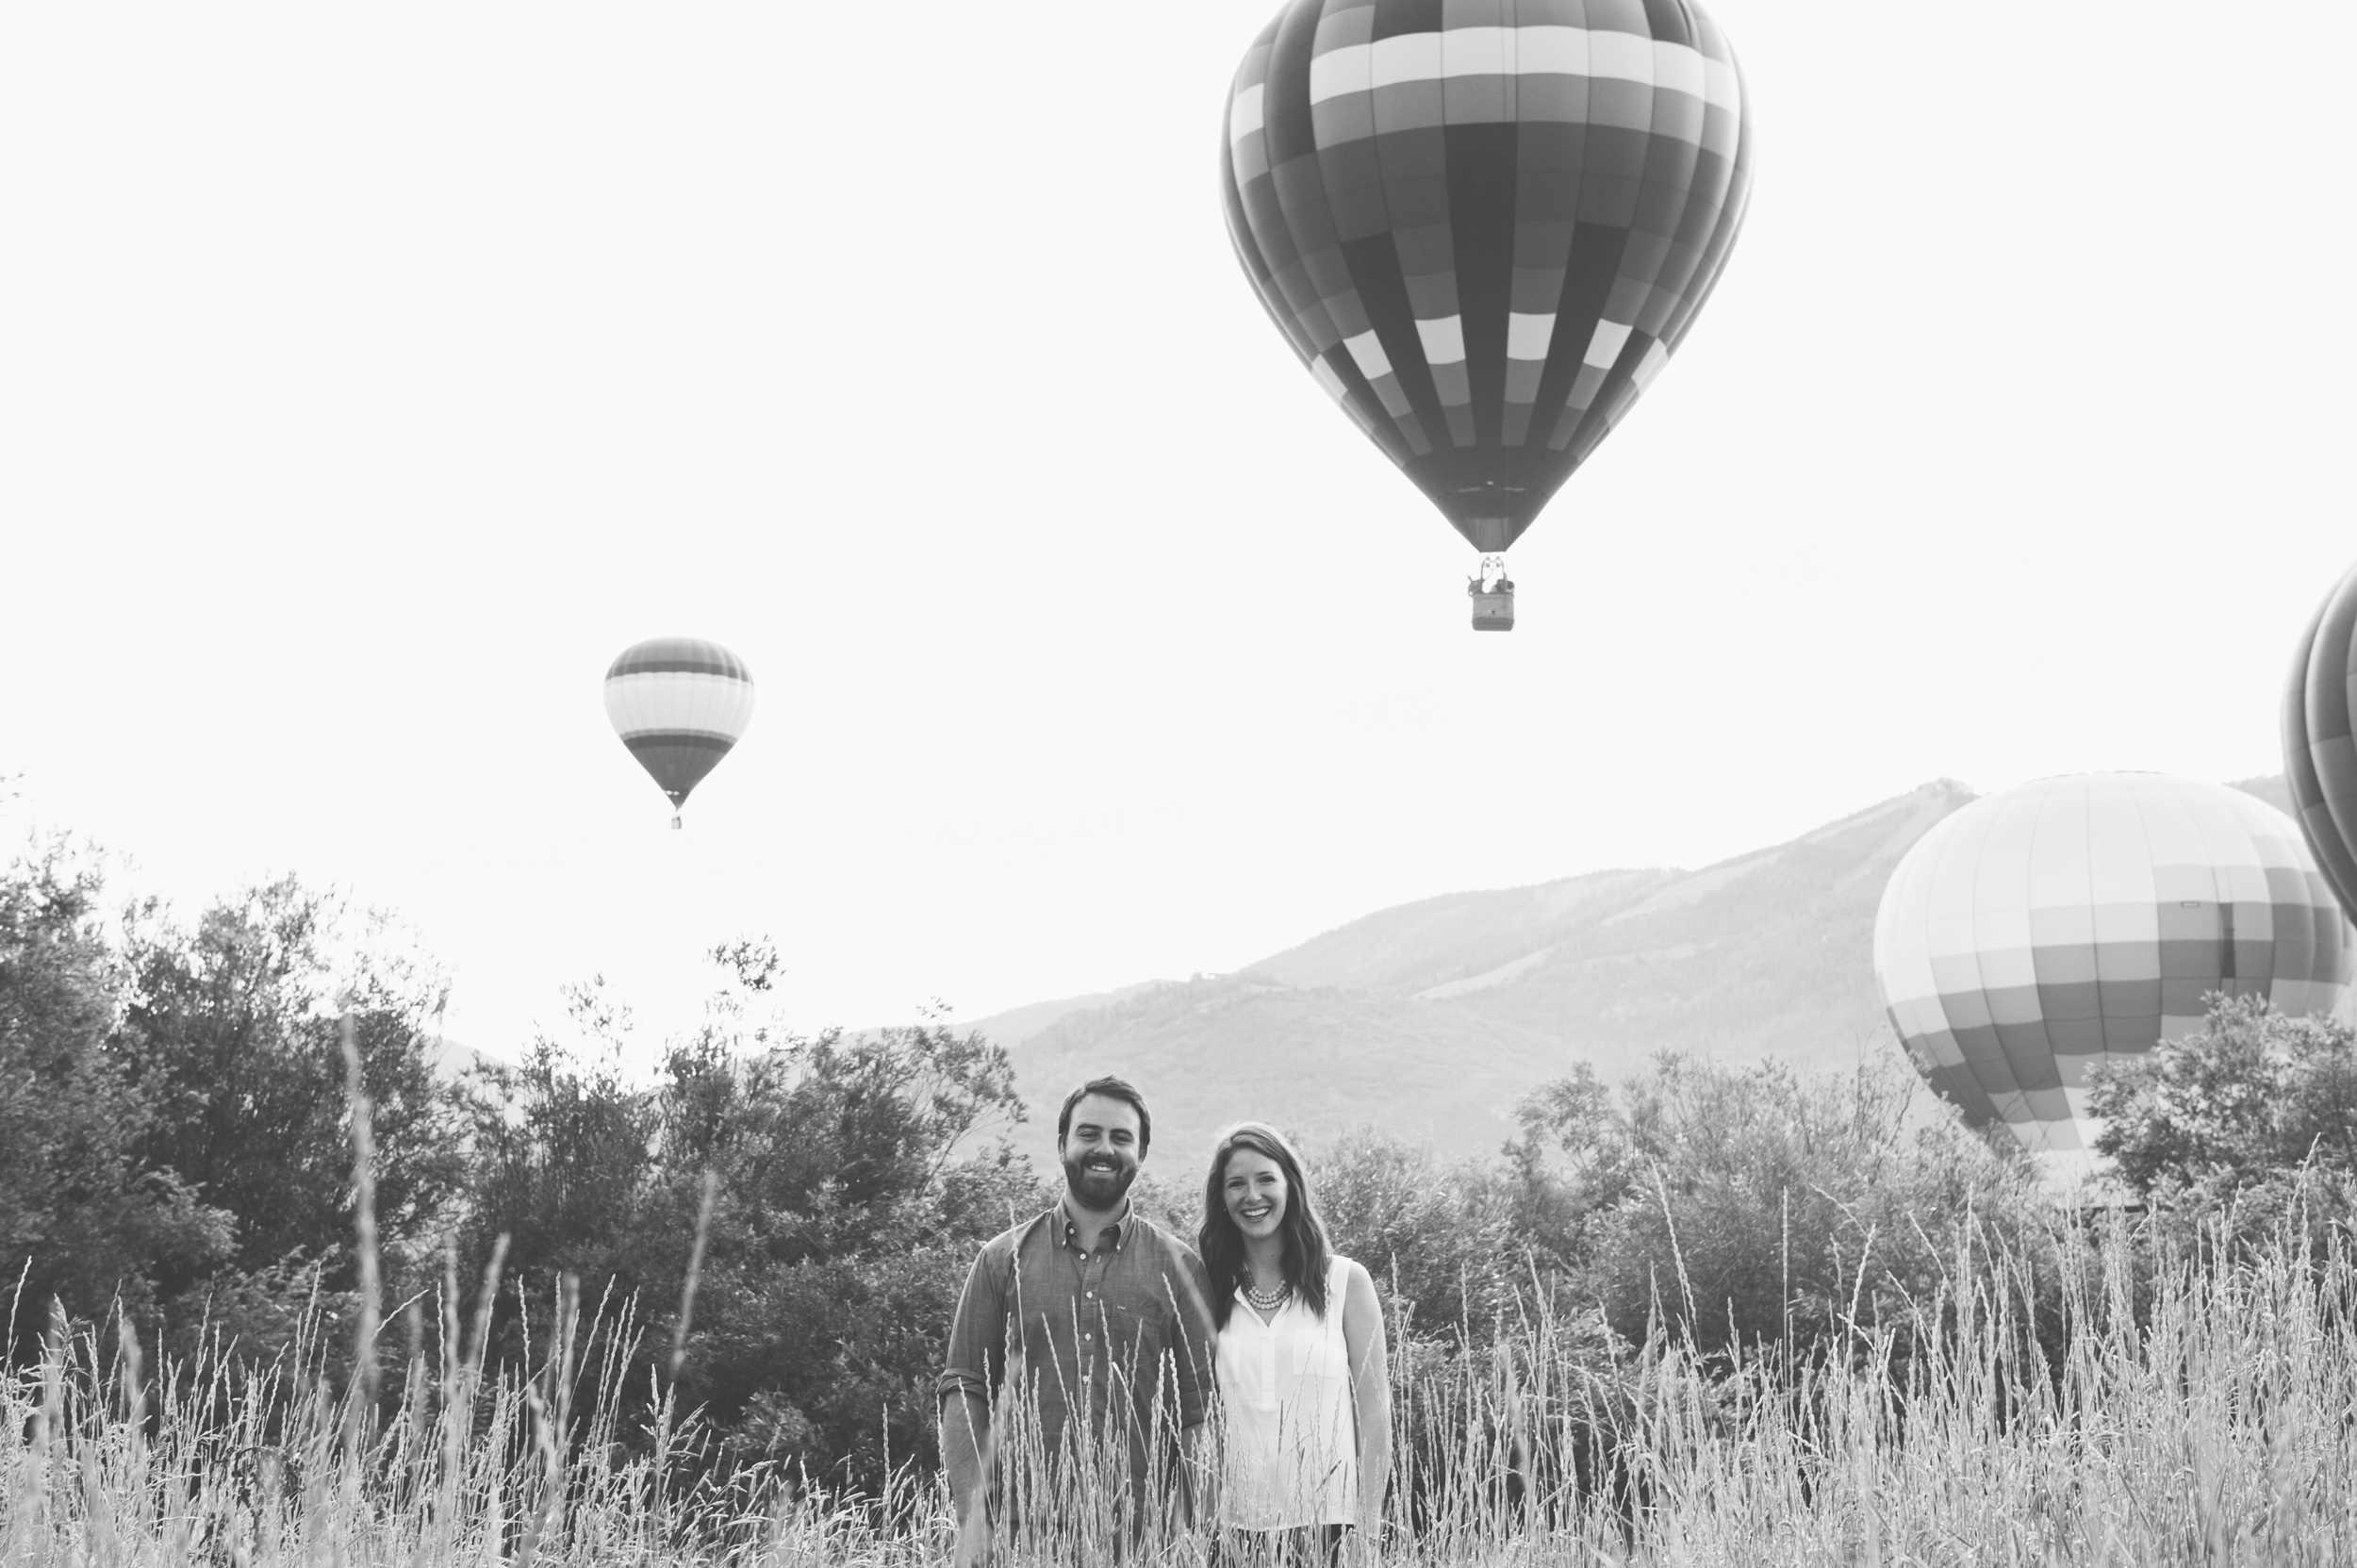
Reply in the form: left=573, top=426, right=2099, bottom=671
left=1057, top=1195, right=1133, bottom=1252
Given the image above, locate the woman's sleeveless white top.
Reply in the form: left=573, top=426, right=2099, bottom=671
left=1215, top=1254, right=1357, bottom=1529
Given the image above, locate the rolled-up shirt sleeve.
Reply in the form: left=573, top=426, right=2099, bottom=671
left=939, top=1240, right=1009, bottom=1411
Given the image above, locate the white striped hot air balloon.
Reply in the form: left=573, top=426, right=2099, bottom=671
left=1872, top=772, right=2352, bottom=1172
left=602, top=637, right=754, bottom=827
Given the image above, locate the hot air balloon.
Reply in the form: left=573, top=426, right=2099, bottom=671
left=1220, top=0, right=1754, bottom=631
left=1872, top=773, right=2351, bottom=1164
left=2283, top=559, right=2357, bottom=919
left=602, top=637, right=754, bottom=828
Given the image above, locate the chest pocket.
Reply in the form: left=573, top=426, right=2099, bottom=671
left=1088, top=1300, right=1156, bottom=1376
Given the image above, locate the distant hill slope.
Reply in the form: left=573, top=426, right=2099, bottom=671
left=1008, top=974, right=1580, bottom=1164
left=1396, top=781, right=1977, bottom=1075
left=990, top=782, right=1982, bottom=1166
left=2227, top=774, right=2294, bottom=817
left=428, top=1037, right=507, bottom=1080
left=1245, top=867, right=1675, bottom=995
left=963, top=982, right=1166, bottom=1050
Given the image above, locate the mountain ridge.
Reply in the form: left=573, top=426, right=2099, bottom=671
left=969, top=775, right=2297, bottom=1167
left=968, top=781, right=1983, bottom=1165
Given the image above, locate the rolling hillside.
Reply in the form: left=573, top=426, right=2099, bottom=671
left=973, top=781, right=1983, bottom=1165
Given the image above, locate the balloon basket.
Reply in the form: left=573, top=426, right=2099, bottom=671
left=671, top=814, right=683, bottom=831
left=1469, top=554, right=1515, bottom=632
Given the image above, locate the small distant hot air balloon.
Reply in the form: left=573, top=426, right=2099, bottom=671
left=1220, top=0, right=1755, bottom=630
left=1872, top=773, right=2351, bottom=1165
left=602, top=637, right=754, bottom=828
left=2283, top=559, right=2357, bottom=920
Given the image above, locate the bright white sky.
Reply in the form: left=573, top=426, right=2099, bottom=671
left=5, top=2, right=2353, bottom=1064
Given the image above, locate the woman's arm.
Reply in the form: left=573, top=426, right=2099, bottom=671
left=1339, top=1259, right=1392, bottom=1537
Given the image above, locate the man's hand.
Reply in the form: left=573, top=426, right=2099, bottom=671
left=1177, top=1422, right=1215, bottom=1528
left=942, top=1394, right=993, bottom=1568
left=952, top=1508, right=988, bottom=1568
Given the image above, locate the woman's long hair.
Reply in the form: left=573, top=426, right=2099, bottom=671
left=1197, top=1122, right=1333, bottom=1329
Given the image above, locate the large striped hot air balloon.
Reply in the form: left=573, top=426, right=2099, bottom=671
left=2283, top=559, right=2357, bottom=920
left=1220, top=0, right=1755, bottom=630
left=602, top=637, right=754, bottom=828
left=1872, top=773, right=2352, bottom=1165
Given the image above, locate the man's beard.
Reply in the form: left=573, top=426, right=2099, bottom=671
left=1063, top=1150, right=1138, bottom=1210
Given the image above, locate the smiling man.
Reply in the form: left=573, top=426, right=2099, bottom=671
left=938, top=1076, right=1214, bottom=1564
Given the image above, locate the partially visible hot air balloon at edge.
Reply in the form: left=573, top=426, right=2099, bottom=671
left=603, top=637, right=755, bottom=828
left=2284, top=558, right=2357, bottom=923
left=1221, top=0, right=1755, bottom=631
left=1872, top=772, right=2351, bottom=1173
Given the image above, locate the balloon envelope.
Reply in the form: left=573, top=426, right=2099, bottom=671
left=1220, top=0, right=1755, bottom=553
left=2283, top=560, right=2357, bottom=919
left=602, top=637, right=755, bottom=811
left=1872, top=773, right=2351, bottom=1158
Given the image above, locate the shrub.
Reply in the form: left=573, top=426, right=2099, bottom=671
left=2091, top=993, right=2357, bottom=1196
left=1585, top=1050, right=2035, bottom=1360
left=1314, top=1126, right=1513, bottom=1337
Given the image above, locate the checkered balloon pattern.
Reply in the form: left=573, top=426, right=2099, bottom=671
left=1221, top=0, right=1754, bottom=554
left=602, top=637, right=755, bottom=812
left=1872, top=774, right=2352, bottom=1157
left=2284, top=559, right=2357, bottom=921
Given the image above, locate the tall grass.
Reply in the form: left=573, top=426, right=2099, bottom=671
left=7, top=1207, right=2354, bottom=1565
left=1383, top=1207, right=2357, bottom=1564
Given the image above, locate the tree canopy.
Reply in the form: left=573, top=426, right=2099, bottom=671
left=2091, top=995, right=2357, bottom=1196
left=0, top=839, right=232, bottom=1352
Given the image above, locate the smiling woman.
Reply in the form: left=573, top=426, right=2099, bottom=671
left=1198, top=1122, right=1391, bottom=1566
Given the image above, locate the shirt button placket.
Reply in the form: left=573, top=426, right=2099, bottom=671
left=1081, top=1250, right=1098, bottom=1380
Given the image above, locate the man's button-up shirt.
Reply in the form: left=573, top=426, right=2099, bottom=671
left=938, top=1199, right=1215, bottom=1487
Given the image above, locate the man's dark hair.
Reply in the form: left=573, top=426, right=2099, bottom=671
left=1058, top=1076, right=1151, bottom=1156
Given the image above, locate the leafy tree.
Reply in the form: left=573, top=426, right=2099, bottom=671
left=468, top=945, right=1037, bottom=1489
left=1584, top=1050, right=2031, bottom=1359
left=0, top=839, right=233, bottom=1352
left=113, top=876, right=472, bottom=1289
left=659, top=1005, right=1037, bottom=1483
left=466, top=976, right=657, bottom=1294
left=2090, top=994, right=2357, bottom=1196
left=1497, top=1063, right=1640, bottom=1279
left=1314, top=1127, right=1511, bottom=1335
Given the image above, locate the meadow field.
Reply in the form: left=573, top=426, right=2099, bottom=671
left=8, top=879, right=2354, bottom=1566
left=7, top=1206, right=2353, bottom=1568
